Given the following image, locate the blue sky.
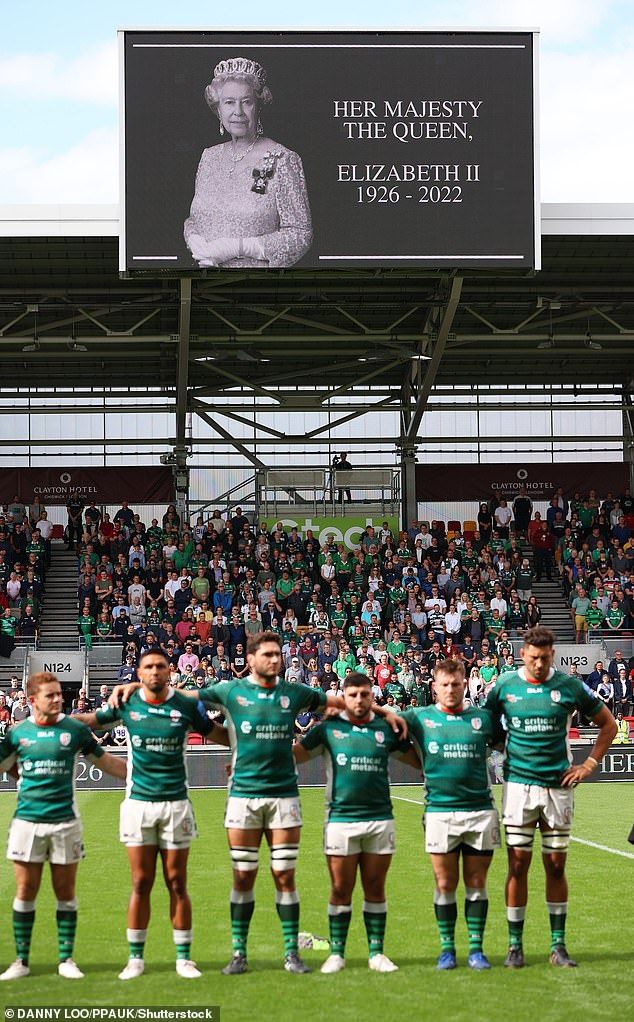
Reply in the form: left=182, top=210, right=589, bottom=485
left=2, top=0, right=634, bottom=203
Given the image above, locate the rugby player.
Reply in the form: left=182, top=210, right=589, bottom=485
left=196, top=632, right=406, bottom=975
left=0, top=672, right=127, bottom=981
left=294, top=671, right=418, bottom=974
left=76, top=648, right=221, bottom=980
left=485, top=626, right=617, bottom=968
left=400, top=659, right=502, bottom=970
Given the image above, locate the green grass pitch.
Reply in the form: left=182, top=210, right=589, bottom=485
left=0, top=784, right=632, bottom=1021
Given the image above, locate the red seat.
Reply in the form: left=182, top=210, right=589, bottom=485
left=187, top=733, right=203, bottom=745
left=51, top=524, right=65, bottom=540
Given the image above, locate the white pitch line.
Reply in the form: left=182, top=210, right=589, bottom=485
left=392, top=796, right=634, bottom=860
left=569, top=836, right=634, bottom=860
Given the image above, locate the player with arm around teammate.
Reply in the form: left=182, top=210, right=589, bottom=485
left=75, top=648, right=223, bottom=981
left=192, top=631, right=406, bottom=976
left=0, top=672, right=127, bottom=982
left=485, top=626, right=617, bottom=968
left=400, top=659, right=503, bottom=971
left=294, top=671, right=419, bottom=974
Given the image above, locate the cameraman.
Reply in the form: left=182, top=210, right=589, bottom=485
left=335, top=452, right=352, bottom=504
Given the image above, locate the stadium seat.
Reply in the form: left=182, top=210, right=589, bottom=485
left=187, top=733, right=203, bottom=745
left=447, top=519, right=461, bottom=539
left=463, top=519, right=477, bottom=541
left=51, top=524, right=65, bottom=540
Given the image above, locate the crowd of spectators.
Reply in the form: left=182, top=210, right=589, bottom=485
left=0, top=496, right=51, bottom=644
left=65, top=497, right=576, bottom=717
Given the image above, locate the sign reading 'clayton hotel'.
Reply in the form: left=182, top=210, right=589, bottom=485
left=121, top=29, right=539, bottom=273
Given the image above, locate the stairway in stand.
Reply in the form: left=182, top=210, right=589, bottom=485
left=38, top=545, right=81, bottom=650
left=518, top=540, right=575, bottom=642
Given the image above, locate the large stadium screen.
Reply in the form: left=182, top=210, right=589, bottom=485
left=120, top=29, right=539, bottom=274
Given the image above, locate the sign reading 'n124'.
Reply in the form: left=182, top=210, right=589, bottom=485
left=120, top=29, right=539, bottom=273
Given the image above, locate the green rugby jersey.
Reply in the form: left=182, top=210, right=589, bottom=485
left=401, top=705, right=498, bottom=813
left=485, top=668, right=603, bottom=787
left=96, top=689, right=210, bottom=801
left=199, top=677, right=327, bottom=798
left=0, top=715, right=104, bottom=822
left=300, top=713, right=410, bottom=822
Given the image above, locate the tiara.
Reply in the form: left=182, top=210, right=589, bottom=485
left=213, top=57, right=267, bottom=86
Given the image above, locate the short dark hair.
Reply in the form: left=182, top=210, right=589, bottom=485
left=246, top=630, right=282, bottom=655
left=138, top=648, right=169, bottom=666
left=343, top=670, right=373, bottom=690
left=522, top=626, right=555, bottom=649
left=433, top=660, right=465, bottom=682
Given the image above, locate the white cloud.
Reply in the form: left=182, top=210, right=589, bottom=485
left=0, top=127, right=118, bottom=202
left=540, top=44, right=634, bottom=200
left=0, top=40, right=117, bottom=106
left=473, top=0, right=612, bottom=44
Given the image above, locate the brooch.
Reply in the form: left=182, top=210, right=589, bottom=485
left=252, top=151, right=280, bottom=194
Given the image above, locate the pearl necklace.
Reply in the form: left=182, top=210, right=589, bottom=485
left=228, top=138, right=257, bottom=175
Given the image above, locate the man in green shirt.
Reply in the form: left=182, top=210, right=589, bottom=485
left=485, top=626, right=617, bottom=969
left=77, top=650, right=217, bottom=981
left=584, top=599, right=604, bottom=632
left=295, top=672, right=417, bottom=974
left=196, top=631, right=404, bottom=977
left=401, top=660, right=502, bottom=971
left=0, top=672, right=126, bottom=981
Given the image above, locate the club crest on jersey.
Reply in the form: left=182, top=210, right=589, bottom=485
left=375, top=730, right=385, bottom=744
left=471, top=717, right=482, bottom=731
left=170, top=709, right=182, bottom=721
left=280, top=695, right=290, bottom=710
left=550, top=690, right=561, bottom=703
left=59, top=732, right=71, bottom=746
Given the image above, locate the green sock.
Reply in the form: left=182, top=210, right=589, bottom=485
left=230, top=890, right=255, bottom=956
left=12, top=899, right=36, bottom=965
left=507, top=906, right=526, bottom=948
left=363, top=900, right=387, bottom=958
left=126, top=927, right=147, bottom=960
left=328, top=903, right=352, bottom=958
left=56, top=899, right=77, bottom=962
left=434, top=891, right=457, bottom=953
left=465, top=888, right=488, bottom=953
left=275, top=891, right=299, bottom=956
left=173, top=928, right=192, bottom=961
left=546, top=901, right=567, bottom=950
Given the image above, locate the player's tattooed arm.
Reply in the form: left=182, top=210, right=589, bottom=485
left=561, top=704, right=617, bottom=786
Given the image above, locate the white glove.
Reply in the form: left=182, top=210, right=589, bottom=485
left=242, top=236, right=266, bottom=261
left=196, top=237, right=241, bottom=266
left=187, top=234, right=209, bottom=261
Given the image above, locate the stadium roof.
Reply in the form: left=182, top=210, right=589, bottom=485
left=0, top=203, right=633, bottom=460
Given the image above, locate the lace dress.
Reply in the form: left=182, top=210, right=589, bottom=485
left=183, top=140, right=312, bottom=268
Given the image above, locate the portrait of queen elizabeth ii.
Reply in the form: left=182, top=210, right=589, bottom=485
left=183, top=56, right=313, bottom=268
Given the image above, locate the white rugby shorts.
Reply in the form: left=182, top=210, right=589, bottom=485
left=7, top=817, right=84, bottom=864
left=119, top=798, right=197, bottom=848
left=324, top=819, right=396, bottom=856
left=224, top=796, right=302, bottom=830
left=424, top=809, right=501, bottom=854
